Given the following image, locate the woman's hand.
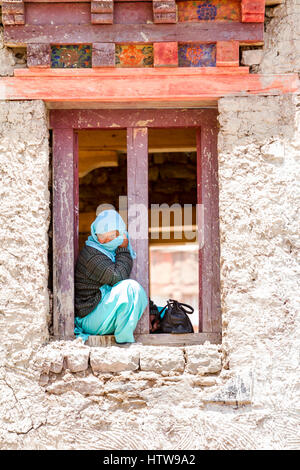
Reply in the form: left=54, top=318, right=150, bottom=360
left=149, top=315, right=161, bottom=333
left=119, top=233, right=128, bottom=248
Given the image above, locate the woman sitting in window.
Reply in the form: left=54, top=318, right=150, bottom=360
left=74, top=209, right=148, bottom=344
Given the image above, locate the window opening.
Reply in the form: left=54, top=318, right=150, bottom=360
left=78, top=129, right=127, bottom=252
left=148, top=128, right=199, bottom=332
left=51, top=108, right=221, bottom=343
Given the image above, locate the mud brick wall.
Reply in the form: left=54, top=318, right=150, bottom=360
left=0, top=1, right=299, bottom=451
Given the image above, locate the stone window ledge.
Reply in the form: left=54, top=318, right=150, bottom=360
left=32, top=338, right=222, bottom=382
left=31, top=339, right=253, bottom=406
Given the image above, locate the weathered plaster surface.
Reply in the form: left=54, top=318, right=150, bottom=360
left=218, top=94, right=300, bottom=448
left=0, top=101, right=50, bottom=368
left=259, top=0, right=300, bottom=73
left=0, top=95, right=299, bottom=450
left=0, top=2, right=300, bottom=450
left=0, top=26, right=26, bottom=77
left=0, top=27, right=15, bottom=76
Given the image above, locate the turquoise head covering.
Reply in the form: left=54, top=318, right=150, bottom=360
left=85, top=209, right=136, bottom=262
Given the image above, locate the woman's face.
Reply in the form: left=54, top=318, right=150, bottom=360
left=97, top=230, right=119, bottom=244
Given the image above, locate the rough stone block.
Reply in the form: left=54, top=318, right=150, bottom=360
left=39, top=374, right=49, bottom=387
left=46, top=373, right=104, bottom=396
left=49, top=351, right=64, bottom=374
left=185, top=345, right=221, bottom=375
left=202, top=370, right=253, bottom=405
left=193, top=376, right=218, bottom=387
left=65, top=349, right=90, bottom=373
left=140, top=346, right=185, bottom=373
left=90, top=346, right=140, bottom=373
left=261, top=141, right=285, bottom=162
left=154, top=42, right=178, bottom=67
left=92, top=43, right=115, bottom=67
left=35, top=347, right=64, bottom=375
left=241, top=49, right=263, bottom=66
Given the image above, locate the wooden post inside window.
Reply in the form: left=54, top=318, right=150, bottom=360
left=73, top=131, right=79, bottom=264
left=197, top=127, right=221, bottom=333
left=52, top=128, right=76, bottom=339
left=127, top=127, right=149, bottom=334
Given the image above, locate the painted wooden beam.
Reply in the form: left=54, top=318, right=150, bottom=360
left=92, top=42, right=115, bottom=67
left=153, top=42, right=178, bottom=67
left=216, top=41, right=239, bottom=67
left=87, top=332, right=222, bottom=347
left=2, top=0, right=25, bottom=25
left=153, top=0, right=177, bottom=24
left=127, top=127, right=149, bottom=334
left=14, top=68, right=250, bottom=77
left=50, top=108, right=219, bottom=130
left=265, top=0, right=285, bottom=4
left=91, top=0, right=114, bottom=24
left=3, top=22, right=264, bottom=46
left=114, top=1, right=153, bottom=24
left=241, top=0, right=265, bottom=22
left=25, top=2, right=91, bottom=25
left=2, top=70, right=298, bottom=105
left=91, top=0, right=113, bottom=13
left=27, top=43, right=51, bottom=68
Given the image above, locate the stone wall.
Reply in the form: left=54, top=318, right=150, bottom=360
left=0, top=11, right=26, bottom=77
left=241, top=0, right=300, bottom=73
left=0, top=0, right=300, bottom=451
left=218, top=95, right=299, bottom=431
left=0, top=95, right=299, bottom=450
left=1, top=2, right=299, bottom=75
left=0, top=101, right=50, bottom=367
left=259, top=0, right=300, bottom=73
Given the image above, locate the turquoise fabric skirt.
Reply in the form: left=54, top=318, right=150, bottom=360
left=74, top=279, right=148, bottom=343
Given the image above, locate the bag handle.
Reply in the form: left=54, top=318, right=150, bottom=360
left=158, top=304, right=168, bottom=319
left=168, top=299, right=194, bottom=315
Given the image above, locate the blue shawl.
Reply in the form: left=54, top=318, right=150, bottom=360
left=85, top=210, right=136, bottom=262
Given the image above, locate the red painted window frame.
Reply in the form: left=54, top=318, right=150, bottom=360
left=50, top=108, right=221, bottom=343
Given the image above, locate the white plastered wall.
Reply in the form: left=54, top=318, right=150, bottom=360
left=259, top=0, right=300, bottom=73
left=0, top=0, right=299, bottom=451
left=0, top=100, right=50, bottom=367
left=218, top=93, right=300, bottom=420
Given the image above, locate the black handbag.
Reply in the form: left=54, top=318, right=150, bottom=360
left=150, top=299, right=194, bottom=334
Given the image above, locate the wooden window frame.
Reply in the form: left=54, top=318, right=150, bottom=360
left=50, top=108, right=221, bottom=345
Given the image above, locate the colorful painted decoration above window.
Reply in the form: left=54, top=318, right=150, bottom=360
left=179, top=43, right=216, bottom=67
left=178, top=0, right=241, bottom=23
left=51, top=45, right=92, bottom=68
left=115, top=44, right=154, bottom=68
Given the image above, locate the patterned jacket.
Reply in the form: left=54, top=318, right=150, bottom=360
left=75, top=245, right=133, bottom=318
